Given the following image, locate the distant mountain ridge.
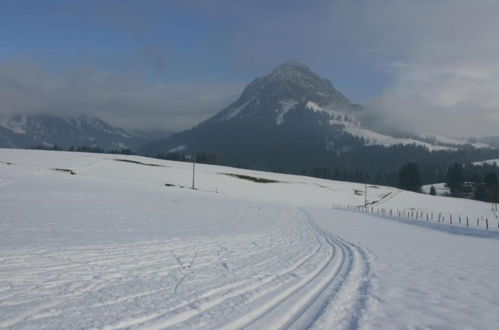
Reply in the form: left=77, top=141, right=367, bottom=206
left=0, top=114, right=169, bottom=151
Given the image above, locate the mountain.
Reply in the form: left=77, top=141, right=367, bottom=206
left=0, top=114, right=152, bottom=151
left=143, top=62, right=495, bottom=171
left=142, top=62, right=358, bottom=166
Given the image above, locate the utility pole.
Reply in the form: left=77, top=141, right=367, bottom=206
left=191, top=155, right=196, bottom=190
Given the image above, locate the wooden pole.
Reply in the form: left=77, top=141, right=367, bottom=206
left=191, top=156, right=196, bottom=190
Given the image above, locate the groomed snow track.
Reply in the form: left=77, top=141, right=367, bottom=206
left=0, top=207, right=372, bottom=329
left=222, top=209, right=373, bottom=330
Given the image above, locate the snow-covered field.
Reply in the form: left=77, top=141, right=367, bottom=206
left=1, top=149, right=499, bottom=329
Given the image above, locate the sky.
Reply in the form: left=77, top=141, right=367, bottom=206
left=0, top=0, right=498, bottom=137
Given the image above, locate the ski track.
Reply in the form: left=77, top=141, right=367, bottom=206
left=0, top=207, right=372, bottom=329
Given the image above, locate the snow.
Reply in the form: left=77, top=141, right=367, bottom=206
left=0, top=115, right=27, bottom=135
left=419, top=132, right=491, bottom=149
left=168, top=145, right=186, bottom=153
left=222, top=97, right=255, bottom=121
left=474, top=158, right=499, bottom=166
left=305, top=100, right=323, bottom=112
left=366, top=188, right=499, bottom=230
left=275, top=100, right=298, bottom=125
left=305, top=101, right=348, bottom=119
left=1, top=149, right=499, bottom=329
left=344, top=126, right=450, bottom=151
left=421, top=182, right=450, bottom=196
left=304, top=102, right=451, bottom=151
left=310, top=208, right=499, bottom=329
left=304, top=101, right=359, bottom=129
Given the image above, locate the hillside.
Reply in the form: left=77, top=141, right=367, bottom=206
left=1, top=149, right=499, bottom=328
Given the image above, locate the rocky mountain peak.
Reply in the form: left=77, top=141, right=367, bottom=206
left=235, top=62, right=354, bottom=112
left=270, top=61, right=313, bottom=77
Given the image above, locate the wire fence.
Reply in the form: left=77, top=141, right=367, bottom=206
left=333, top=204, right=499, bottom=232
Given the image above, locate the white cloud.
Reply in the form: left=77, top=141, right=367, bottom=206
left=354, top=0, right=499, bottom=137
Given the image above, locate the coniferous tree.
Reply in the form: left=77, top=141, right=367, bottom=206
left=446, top=163, right=464, bottom=196
left=398, top=162, right=422, bottom=192
left=484, top=171, right=499, bottom=203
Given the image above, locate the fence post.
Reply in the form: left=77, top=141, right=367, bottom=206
left=477, top=218, right=479, bottom=226
left=450, top=215, right=452, bottom=225
left=466, top=217, right=469, bottom=227
left=486, top=218, right=489, bottom=230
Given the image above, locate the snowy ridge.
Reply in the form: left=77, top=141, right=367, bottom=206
left=474, top=158, right=499, bottom=166
left=306, top=101, right=360, bottom=128
left=418, top=132, right=491, bottom=149
left=344, top=126, right=451, bottom=150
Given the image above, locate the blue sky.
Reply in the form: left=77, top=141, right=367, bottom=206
left=0, top=0, right=388, bottom=97
left=1, top=0, right=499, bottom=136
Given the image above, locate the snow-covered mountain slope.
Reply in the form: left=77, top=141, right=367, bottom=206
left=0, top=114, right=152, bottom=150
left=1, top=149, right=499, bottom=329
left=303, top=101, right=451, bottom=151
